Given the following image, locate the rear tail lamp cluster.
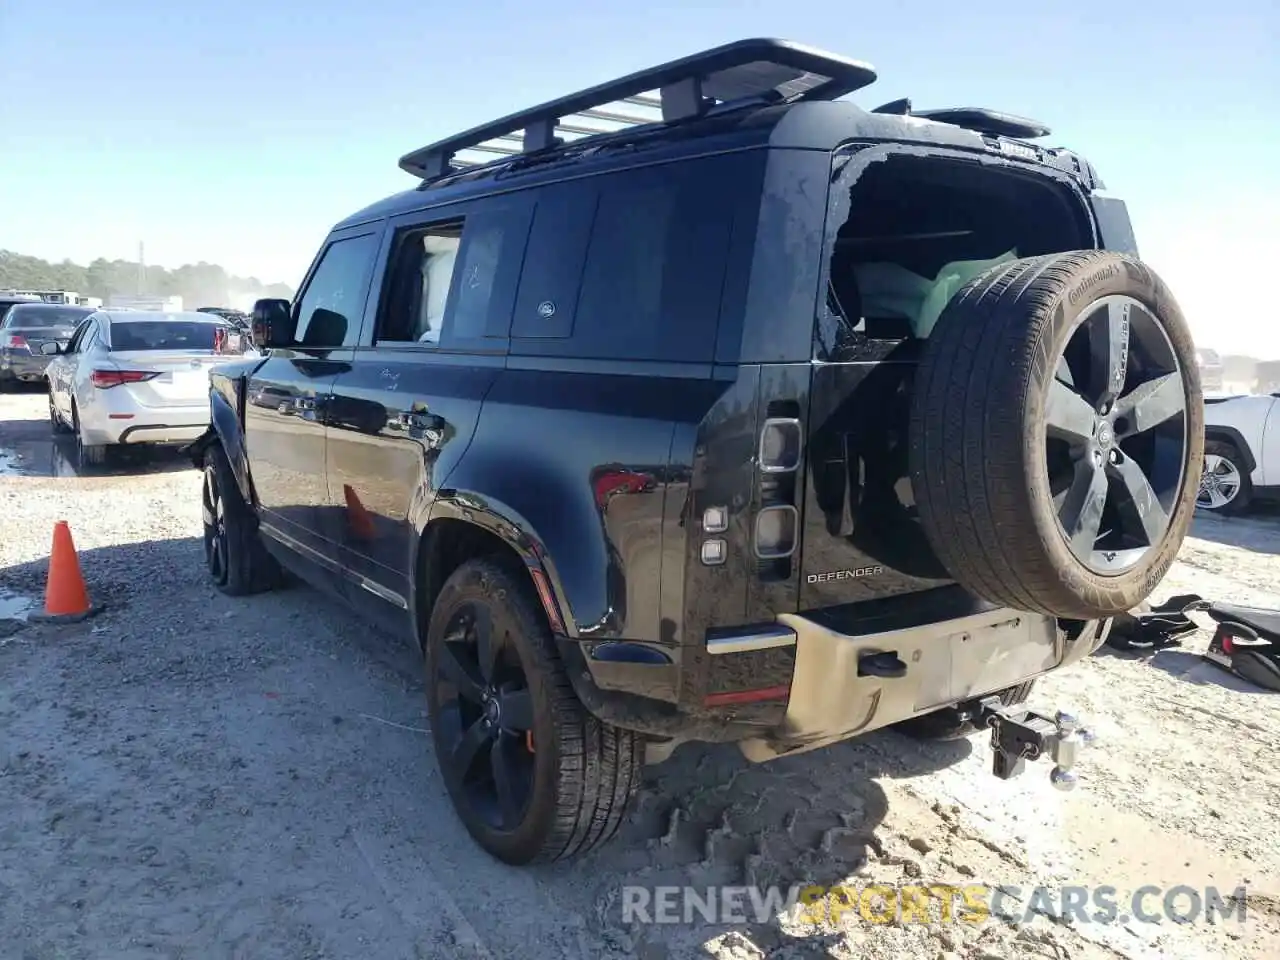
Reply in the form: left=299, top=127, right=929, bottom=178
left=755, top=416, right=802, bottom=565
left=698, top=410, right=804, bottom=569
left=2, top=334, right=28, bottom=350
left=90, top=369, right=159, bottom=389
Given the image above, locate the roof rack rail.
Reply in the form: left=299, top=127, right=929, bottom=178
left=398, top=38, right=877, bottom=182
left=911, top=107, right=1050, bottom=140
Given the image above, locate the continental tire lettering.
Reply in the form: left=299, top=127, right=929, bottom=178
left=807, top=566, right=884, bottom=584
left=1067, top=263, right=1120, bottom=306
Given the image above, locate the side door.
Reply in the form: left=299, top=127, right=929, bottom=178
left=322, top=195, right=534, bottom=623
left=245, top=226, right=382, bottom=576
left=50, top=315, right=96, bottom=419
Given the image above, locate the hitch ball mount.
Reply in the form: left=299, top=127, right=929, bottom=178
left=976, top=696, right=1095, bottom=790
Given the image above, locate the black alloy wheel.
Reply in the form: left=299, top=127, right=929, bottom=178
left=1044, top=294, right=1189, bottom=575
left=432, top=601, right=537, bottom=832
left=202, top=461, right=229, bottom=586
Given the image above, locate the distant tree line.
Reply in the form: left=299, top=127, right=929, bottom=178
left=0, top=249, right=294, bottom=307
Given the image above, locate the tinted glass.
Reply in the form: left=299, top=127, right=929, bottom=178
left=295, top=233, right=380, bottom=348
left=511, top=152, right=759, bottom=362
left=6, top=306, right=90, bottom=329
left=109, top=320, right=229, bottom=351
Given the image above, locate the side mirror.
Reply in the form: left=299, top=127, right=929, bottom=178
left=39, top=341, right=62, bottom=356
left=251, top=298, right=295, bottom=348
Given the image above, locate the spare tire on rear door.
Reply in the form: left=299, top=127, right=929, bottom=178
left=909, top=251, right=1203, bottom=619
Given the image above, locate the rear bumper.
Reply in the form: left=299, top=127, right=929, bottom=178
left=0, top=351, right=50, bottom=381
left=736, top=608, right=1111, bottom=762
left=80, top=403, right=210, bottom=446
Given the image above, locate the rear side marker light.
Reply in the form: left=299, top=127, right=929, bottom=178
left=701, top=539, right=727, bottom=565
left=529, top=567, right=566, bottom=635
left=90, top=369, right=160, bottom=389
left=702, top=506, right=728, bottom=533
left=754, top=505, right=798, bottom=559
left=759, top=418, right=802, bottom=473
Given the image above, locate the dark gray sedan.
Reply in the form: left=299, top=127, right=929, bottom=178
left=0, top=302, right=92, bottom=389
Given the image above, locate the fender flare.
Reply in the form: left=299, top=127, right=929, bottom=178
left=417, top=490, right=579, bottom=641
left=1204, top=425, right=1257, bottom=475
left=200, top=390, right=255, bottom=505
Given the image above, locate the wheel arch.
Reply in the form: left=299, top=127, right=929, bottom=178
left=1204, top=426, right=1257, bottom=475
left=197, top=390, right=256, bottom=505
left=413, top=494, right=576, bottom=651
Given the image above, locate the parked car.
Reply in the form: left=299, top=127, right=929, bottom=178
left=188, top=38, right=1203, bottom=865
left=0, top=292, right=43, bottom=327
left=45, top=309, right=254, bottom=468
left=0, top=302, right=92, bottom=390
left=1200, top=393, right=1280, bottom=513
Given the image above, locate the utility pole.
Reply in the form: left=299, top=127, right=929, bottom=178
left=137, top=241, right=145, bottom=294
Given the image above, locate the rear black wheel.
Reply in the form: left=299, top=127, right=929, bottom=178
left=425, top=558, right=641, bottom=865
left=202, top=442, right=281, bottom=595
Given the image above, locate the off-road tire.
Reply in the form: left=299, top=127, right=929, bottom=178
left=1199, top=439, right=1252, bottom=515
left=202, top=442, right=282, bottom=596
left=424, top=558, right=642, bottom=865
left=910, top=251, right=1203, bottom=619
left=897, top=680, right=1037, bottom=741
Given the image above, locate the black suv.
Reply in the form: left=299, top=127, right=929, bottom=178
left=190, top=39, right=1203, bottom=865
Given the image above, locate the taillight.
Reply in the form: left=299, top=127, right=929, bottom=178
left=2, top=334, right=28, bottom=350
left=90, top=369, right=160, bottom=389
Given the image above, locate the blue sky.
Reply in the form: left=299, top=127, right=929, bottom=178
left=1, top=1, right=1277, bottom=356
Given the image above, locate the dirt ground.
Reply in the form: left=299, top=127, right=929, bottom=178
left=2, top=389, right=1278, bottom=960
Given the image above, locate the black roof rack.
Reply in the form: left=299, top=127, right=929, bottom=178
left=398, top=38, right=878, bottom=182
left=911, top=107, right=1050, bottom=140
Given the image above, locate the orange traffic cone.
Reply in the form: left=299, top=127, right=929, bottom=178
left=32, top=521, right=102, bottom=622
left=343, top=484, right=377, bottom=541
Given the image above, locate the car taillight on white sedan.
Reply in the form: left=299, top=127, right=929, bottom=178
left=90, top=369, right=160, bottom=389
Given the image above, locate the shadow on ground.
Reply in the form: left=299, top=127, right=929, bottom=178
left=0, top=394, right=194, bottom=478
left=1, top=536, right=975, bottom=959
left=1190, top=506, right=1280, bottom=556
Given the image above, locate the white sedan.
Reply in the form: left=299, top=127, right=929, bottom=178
left=45, top=310, right=255, bottom=468
left=1201, top=392, right=1280, bottom=514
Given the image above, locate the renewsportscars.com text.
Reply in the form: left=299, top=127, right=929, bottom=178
left=621, top=883, right=1249, bottom=927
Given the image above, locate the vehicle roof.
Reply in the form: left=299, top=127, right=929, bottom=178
left=334, top=98, right=1102, bottom=232
left=98, top=310, right=229, bottom=324
left=6, top=301, right=91, bottom=312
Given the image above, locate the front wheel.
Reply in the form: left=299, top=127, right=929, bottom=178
left=1197, top=440, right=1252, bottom=515
left=202, top=443, right=282, bottom=595
left=424, top=558, right=642, bottom=865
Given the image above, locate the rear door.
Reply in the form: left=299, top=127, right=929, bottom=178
left=322, top=194, right=534, bottom=621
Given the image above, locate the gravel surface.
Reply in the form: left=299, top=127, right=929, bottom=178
left=2, top=389, right=1278, bottom=960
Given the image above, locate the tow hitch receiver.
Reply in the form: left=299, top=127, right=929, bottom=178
left=977, top=697, right=1094, bottom=790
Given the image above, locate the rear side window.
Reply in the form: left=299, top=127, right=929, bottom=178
left=375, top=199, right=534, bottom=348
left=511, top=152, right=761, bottom=363
left=294, top=233, right=380, bottom=349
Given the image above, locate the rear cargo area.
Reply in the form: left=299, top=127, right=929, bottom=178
left=801, top=154, right=1091, bottom=614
